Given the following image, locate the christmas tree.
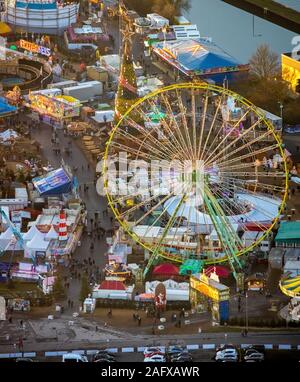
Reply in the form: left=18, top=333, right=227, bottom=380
left=115, top=22, right=139, bottom=120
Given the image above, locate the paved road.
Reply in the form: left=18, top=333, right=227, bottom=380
left=28, top=118, right=112, bottom=308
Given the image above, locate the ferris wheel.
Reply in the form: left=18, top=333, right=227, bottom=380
left=103, top=83, right=289, bottom=280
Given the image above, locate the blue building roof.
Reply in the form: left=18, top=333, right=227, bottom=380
left=32, top=168, right=72, bottom=196
left=16, top=1, right=57, bottom=10
left=0, top=97, right=17, bottom=117
left=153, top=38, right=244, bottom=74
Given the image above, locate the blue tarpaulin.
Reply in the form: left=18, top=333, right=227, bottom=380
left=32, top=168, right=72, bottom=196
left=0, top=97, right=17, bottom=117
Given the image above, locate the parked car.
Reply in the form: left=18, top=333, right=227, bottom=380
left=16, top=358, right=34, bottom=362
left=94, top=358, right=115, bottom=363
left=144, top=347, right=165, bottom=357
left=171, top=354, right=193, bottom=363
left=93, top=352, right=116, bottom=362
left=167, top=346, right=188, bottom=355
left=215, top=348, right=238, bottom=362
left=62, top=353, right=88, bottom=363
left=244, top=349, right=264, bottom=362
left=144, top=354, right=166, bottom=363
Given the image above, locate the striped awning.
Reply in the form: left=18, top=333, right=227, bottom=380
left=280, top=276, right=300, bottom=298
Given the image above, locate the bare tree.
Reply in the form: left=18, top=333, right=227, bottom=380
left=249, top=44, right=280, bottom=81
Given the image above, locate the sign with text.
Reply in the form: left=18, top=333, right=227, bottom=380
left=20, top=39, right=51, bottom=57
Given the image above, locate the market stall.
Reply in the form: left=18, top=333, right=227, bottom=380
left=27, top=92, right=81, bottom=128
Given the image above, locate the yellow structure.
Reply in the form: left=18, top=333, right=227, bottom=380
left=282, top=53, right=300, bottom=92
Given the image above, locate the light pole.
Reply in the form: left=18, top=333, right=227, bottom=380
left=278, top=101, right=284, bottom=131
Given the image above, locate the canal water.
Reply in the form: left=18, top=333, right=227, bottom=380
left=186, top=0, right=300, bottom=63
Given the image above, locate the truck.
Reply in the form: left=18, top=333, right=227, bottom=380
left=63, top=81, right=103, bottom=103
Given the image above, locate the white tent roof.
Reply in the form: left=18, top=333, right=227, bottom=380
left=0, top=129, right=19, bottom=142
left=45, top=225, right=59, bottom=241
left=26, top=231, right=48, bottom=250
left=23, top=225, right=41, bottom=241
left=92, top=110, right=114, bottom=123
left=0, top=227, right=14, bottom=240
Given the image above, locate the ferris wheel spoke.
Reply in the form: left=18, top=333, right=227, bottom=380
left=124, top=115, right=177, bottom=158
left=207, top=129, right=276, bottom=168
left=107, top=141, right=159, bottom=161
left=197, top=94, right=209, bottom=160
left=204, top=107, right=253, bottom=165
left=208, top=186, right=272, bottom=232
left=114, top=126, right=172, bottom=161
left=219, top=177, right=286, bottom=198
left=191, top=89, right=197, bottom=160
left=205, top=117, right=264, bottom=167
left=218, top=171, right=286, bottom=178
left=199, top=95, right=223, bottom=162
left=210, top=182, right=280, bottom=221
left=144, top=98, right=188, bottom=159
left=216, top=143, right=280, bottom=170
left=160, top=93, right=193, bottom=159
left=128, top=103, right=185, bottom=160
left=137, top=181, right=191, bottom=239
left=175, top=88, right=195, bottom=160
left=217, top=173, right=286, bottom=192
left=117, top=176, right=185, bottom=219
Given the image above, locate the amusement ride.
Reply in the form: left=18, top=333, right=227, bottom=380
left=104, top=83, right=289, bottom=286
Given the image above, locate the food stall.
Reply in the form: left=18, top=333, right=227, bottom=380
left=27, top=92, right=81, bottom=128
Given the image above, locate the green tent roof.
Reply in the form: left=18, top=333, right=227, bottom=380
left=275, top=221, right=300, bottom=243
left=180, top=259, right=204, bottom=275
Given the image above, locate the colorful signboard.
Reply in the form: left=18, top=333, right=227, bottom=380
left=20, top=39, right=51, bottom=57
left=28, top=93, right=80, bottom=119
left=190, top=274, right=230, bottom=302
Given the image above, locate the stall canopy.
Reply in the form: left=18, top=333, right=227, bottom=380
left=204, top=265, right=231, bottom=278
left=23, top=225, right=41, bottom=241
left=98, top=280, right=126, bottom=291
left=180, top=259, right=204, bottom=275
left=0, top=97, right=17, bottom=117
left=275, top=221, right=300, bottom=246
left=153, top=263, right=179, bottom=276
left=0, top=22, right=12, bottom=35
left=0, top=129, right=19, bottom=142
left=32, top=168, right=72, bottom=196
left=45, top=225, right=59, bottom=241
left=26, top=231, right=49, bottom=251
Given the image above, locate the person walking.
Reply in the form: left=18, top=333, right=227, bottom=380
left=18, top=337, right=24, bottom=352
left=138, top=316, right=142, bottom=326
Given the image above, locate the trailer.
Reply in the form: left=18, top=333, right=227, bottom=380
left=63, top=81, right=103, bottom=103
